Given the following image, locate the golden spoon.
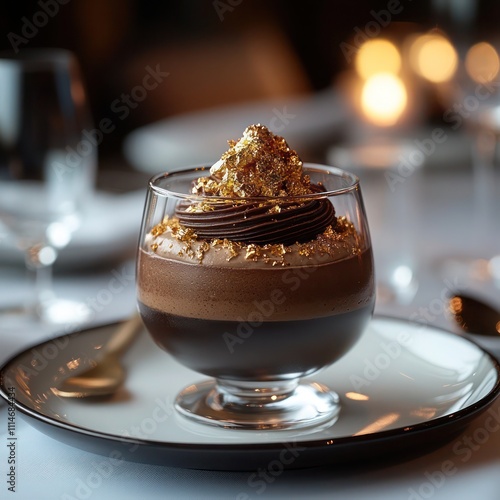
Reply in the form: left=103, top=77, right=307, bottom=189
left=52, top=314, right=143, bottom=398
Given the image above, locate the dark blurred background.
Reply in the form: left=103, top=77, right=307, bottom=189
left=0, top=0, right=498, bottom=172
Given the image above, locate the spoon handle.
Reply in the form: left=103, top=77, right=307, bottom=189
left=103, top=314, right=143, bottom=356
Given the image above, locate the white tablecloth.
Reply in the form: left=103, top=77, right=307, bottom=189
left=1, top=165, right=499, bottom=500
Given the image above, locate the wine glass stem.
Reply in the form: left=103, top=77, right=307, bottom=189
left=24, top=245, right=56, bottom=316
left=472, top=130, right=500, bottom=285
left=472, top=130, right=495, bottom=244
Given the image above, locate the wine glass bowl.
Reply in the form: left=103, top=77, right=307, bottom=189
left=137, top=164, right=375, bottom=430
left=0, top=49, right=96, bottom=323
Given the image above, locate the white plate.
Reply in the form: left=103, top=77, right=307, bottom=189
left=1, top=316, right=499, bottom=470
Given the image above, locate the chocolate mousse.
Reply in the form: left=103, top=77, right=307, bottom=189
left=137, top=125, right=374, bottom=380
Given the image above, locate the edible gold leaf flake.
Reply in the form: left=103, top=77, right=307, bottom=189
left=151, top=222, right=167, bottom=236
left=150, top=215, right=362, bottom=265
left=245, top=245, right=257, bottom=260
left=192, top=125, right=312, bottom=198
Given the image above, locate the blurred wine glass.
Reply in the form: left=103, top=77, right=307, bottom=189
left=0, top=49, right=96, bottom=324
left=466, top=106, right=500, bottom=289
left=328, top=138, right=421, bottom=306
left=437, top=37, right=500, bottom=292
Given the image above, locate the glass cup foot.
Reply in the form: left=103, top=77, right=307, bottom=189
left=175, top=379, right=340, bottom=431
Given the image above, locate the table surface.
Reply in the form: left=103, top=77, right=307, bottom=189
left=1, top=163, right=499, bottom=500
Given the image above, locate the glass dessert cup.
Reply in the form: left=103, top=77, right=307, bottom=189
left=137, top=164, right=375, bottom=431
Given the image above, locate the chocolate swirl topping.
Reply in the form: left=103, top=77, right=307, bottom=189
left=175, top=184, right=336, bottom=246
left=172, top=126, right=338, bottom=246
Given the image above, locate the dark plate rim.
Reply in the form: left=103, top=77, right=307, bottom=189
left=1, top=315, right=500, bottom=454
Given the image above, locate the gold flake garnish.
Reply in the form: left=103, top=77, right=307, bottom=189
left=245, top=245, right=257, bottom=260
left=186, top=203, right=215, bottom=213
left=196, top=241, right=211, bottom=263
left=151, top=222, right=167, bottom=236
left=192, top=125, right=312, bottom=198
left=149, top=123, right=365, bottom=264
left=223, top=239, right=241, bottom=261
left=150, top=215, right=362, bottom=265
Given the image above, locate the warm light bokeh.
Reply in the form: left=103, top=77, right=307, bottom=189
left=410, top=34, right=458, bottom=83
left=465, top=42, right=500, bottom=83
left=345, top=392, right=370, bottom=401
left=355, top=39, right=401, bottom=80
left=361, top=73, right=407, bottom=126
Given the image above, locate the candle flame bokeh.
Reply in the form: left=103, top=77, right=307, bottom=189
left=355, top=39, right=401, bottom=79
left=361, top=72, right=407, bottom=126
left=409, top=34, right=458, bottom=83
left=465, top=42, right=500, bottom=83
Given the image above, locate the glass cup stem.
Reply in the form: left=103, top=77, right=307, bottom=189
left=214, top=379, right=300, bottom=407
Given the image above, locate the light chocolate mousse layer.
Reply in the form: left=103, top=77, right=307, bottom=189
left=137, top=217, right=374, bottom=322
